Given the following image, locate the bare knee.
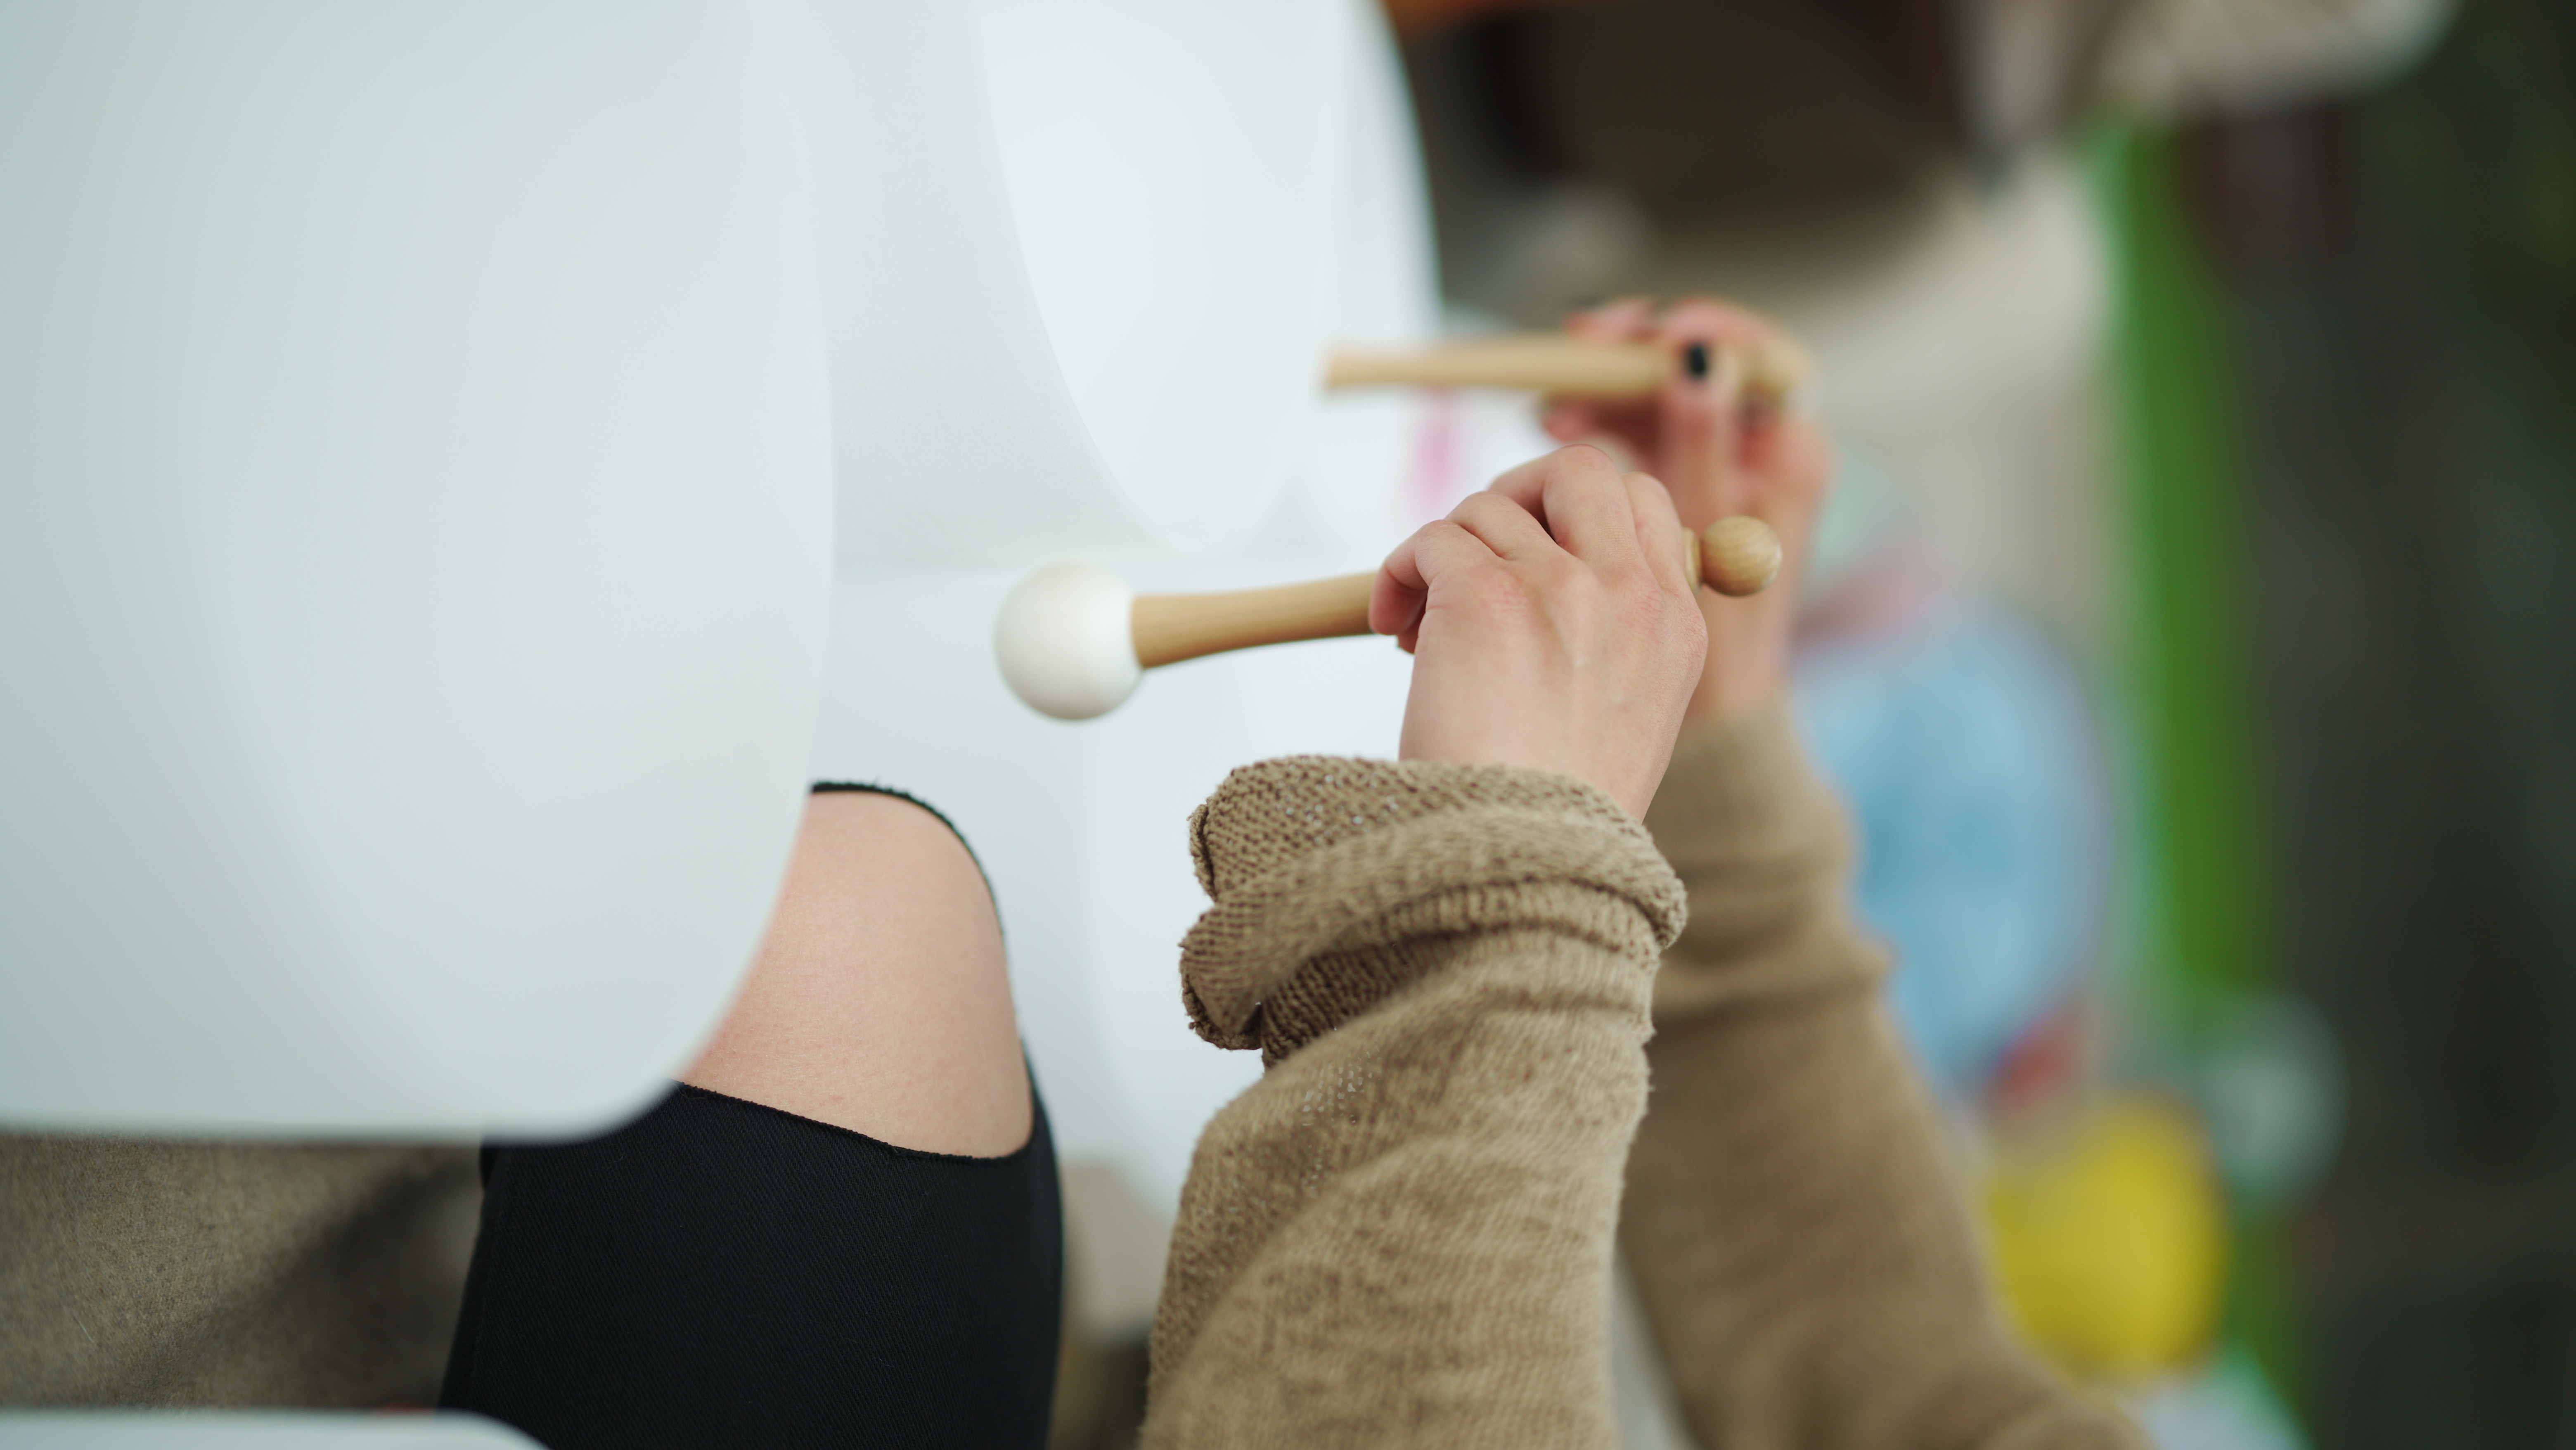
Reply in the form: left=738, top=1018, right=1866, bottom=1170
left=685, top=791, right=1031, bottom=1156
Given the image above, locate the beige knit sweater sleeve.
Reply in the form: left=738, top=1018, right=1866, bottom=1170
left=1141, top=756, right=1688, bottom=1450
left=1626, top=704, right=2141, bottom=1450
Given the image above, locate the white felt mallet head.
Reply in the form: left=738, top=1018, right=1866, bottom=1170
left=994, top=564, right=1143, bottom=721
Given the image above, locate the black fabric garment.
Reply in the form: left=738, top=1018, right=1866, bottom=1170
left=440, top=1082, right=1061, bottom=1449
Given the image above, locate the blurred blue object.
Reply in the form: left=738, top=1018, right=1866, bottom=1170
left=1795, top=604, right=2111, bottom=1097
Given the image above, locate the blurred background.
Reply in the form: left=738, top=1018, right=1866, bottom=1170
left=1046, top=0, right=2576, bottom=1443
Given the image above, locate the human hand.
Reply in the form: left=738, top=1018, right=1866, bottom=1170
left=1541, top=298, right=1830, bottom=724
left=1371, top=445, right=1707, bottom=817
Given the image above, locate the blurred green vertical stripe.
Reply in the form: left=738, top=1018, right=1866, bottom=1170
left=2091, top=128, right=2270, bottom=1017
left=2089, top=126, right=2299, bottom=1407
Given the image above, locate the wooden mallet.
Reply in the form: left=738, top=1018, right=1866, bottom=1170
left=1326, top=332, right=1809, bottom=406
left=996, top=516, right=1783, bottom=720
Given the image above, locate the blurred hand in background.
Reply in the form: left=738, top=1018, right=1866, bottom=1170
left=1543, top=297, right=1831, bottom=726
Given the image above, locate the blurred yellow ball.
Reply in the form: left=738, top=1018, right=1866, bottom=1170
left=1981, top=1095, right=2226, bottom=1381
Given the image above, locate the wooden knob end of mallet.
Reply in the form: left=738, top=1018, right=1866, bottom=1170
left=997, top=516, right=1786, bottom=719
left=1687, top=514, right=1786, bottom=598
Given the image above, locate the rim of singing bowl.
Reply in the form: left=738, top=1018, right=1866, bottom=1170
left=979, top=0, right=1341, bottom=560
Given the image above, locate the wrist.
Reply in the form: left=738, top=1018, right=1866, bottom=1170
left=1683, top=591, right=1790, bottom=725
left=1683, top=674, right=1783, bottom=726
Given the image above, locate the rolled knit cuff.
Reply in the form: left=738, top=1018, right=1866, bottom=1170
left=1181, top=757, right=1688, bottom=1062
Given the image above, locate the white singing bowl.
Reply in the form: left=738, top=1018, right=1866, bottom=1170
left=980, top=0, right=1340, bottom=560
left=994, top=566, right=1144, bottom=721
left=771, top=0, right=1342, bottom=569
left=0, top=1, right=833, bottom=1136
left=760, top=0, right=1138, bottom=568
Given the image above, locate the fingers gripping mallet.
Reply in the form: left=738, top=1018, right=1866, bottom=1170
left=995, top=515, right=1784, bottom=720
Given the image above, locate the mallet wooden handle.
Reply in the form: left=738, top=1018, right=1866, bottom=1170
left=1327, top=334, right=1808, bottom=403
left=1133, top=573, right=1376, bottom=670
left=1130, top=515, right=1784, bottom=671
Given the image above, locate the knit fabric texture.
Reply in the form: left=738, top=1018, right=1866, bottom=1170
left=0, top=1138, right=478, bottom=1407
left=1625, top=702, right=2143, bottom=1450
left=1146, top=756, right=1686, bottom=1450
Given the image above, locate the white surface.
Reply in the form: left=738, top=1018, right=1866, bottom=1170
left=770, top=0, right=1348, bottom=568
left=978, top=0, right=1340, bottom=561
left=762, top=0, right=1339, bottom=574
left=0, top=3, right=834, bottom=1135
left=759, top=0, right=1145, bottom=567
left=820, top=0, right=1448, bottom=1213
left=995, top=565, right=1143, bottom=720
left=0, top=0, right=1443, bottom=1173
left=0, top=1414, right=535, bottom=1450
left=1290, top=0, right=1448, bottom=557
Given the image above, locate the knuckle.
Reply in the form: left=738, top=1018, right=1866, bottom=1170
left=1410, top=519, right=1466, bottom=558
left=1537, top=556, right=1597, bottom=604
left=1456, top=566, right=1536, bottom=617
left=1614, top=576, right=1671, bottom=631
left=1619, top=564, right=1700, bottom=630
left=1552, top=442, right=1619, bottom=481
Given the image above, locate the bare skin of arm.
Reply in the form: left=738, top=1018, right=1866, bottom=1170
left=683, top=790, right=1032, bottom=1159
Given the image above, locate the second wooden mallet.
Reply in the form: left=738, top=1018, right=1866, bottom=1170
left=1326, top=332, right=1809, bottom=405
